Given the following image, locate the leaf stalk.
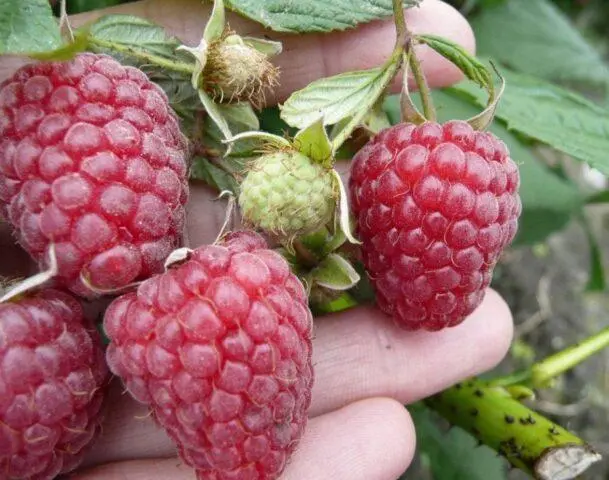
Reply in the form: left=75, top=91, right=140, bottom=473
left=88, top=37, right=195, bottom=76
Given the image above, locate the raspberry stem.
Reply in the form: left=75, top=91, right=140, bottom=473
left=491, top=326, right=609, bottom=389
left=405, top=38, right=436, bottom=121
left=392, top=0, right=436, bottom=122
left=88, top=37, right=196, bottom=76
left=425, top=379, right=601, bottom=479
left=392, top=0, right=408, bottom=46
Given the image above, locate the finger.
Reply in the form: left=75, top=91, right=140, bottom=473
left=283, top=398, right=414, bottom=480
left=71, top=457, right=195, bottom=480
left=0, top=0, right=474, bottom=103
left=309, top=288, right=513, bottom=416
left=75, top=398, right=414, bottom=480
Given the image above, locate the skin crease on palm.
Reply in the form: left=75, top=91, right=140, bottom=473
left=0, top=1, right=514, bottom=479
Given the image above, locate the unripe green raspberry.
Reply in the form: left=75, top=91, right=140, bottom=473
left=239, top=151, right=336, bottom=240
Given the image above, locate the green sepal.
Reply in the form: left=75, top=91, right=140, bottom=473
left=177, top=38, right=209, bottom=89
left=399, top=50, right=426, bottom=125
left=293, top=117, right=333, bottom=167
left=363, top=99, right=392, bottom=134
left=198, top=90, right=233, bottom=142
left=332, top=169, right=360, bottom=245
left=204, top=0, right=226, bottom=43
left=468, top=67, right=506, bottom=131
left=223, top=130, right=292, bottom=153
left=243, top=36, right=282, bottom=56
left=311, top=253, right=360, bottom=291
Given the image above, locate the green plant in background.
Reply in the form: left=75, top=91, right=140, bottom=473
left=3, top=0, right=609, bottom=478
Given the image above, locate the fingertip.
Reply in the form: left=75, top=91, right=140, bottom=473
left=467, top=287, right=515, bottom=370
left=285, top=397, right=416, bottom=480
left=367, top=397, right=417, bottom=476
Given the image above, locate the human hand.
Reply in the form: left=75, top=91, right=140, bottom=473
left=0, top=1, right=514, bottom=479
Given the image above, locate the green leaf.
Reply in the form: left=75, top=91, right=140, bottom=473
left=384, top=90, right=583, bottom=245
left=580, top=214, right=606, bottom=292
left=293, top=118, right=333, bottom=166
left=472, top=0, right=609, bottom=87
left=88, top=14, right=182, bottom=59
left=202, top=101, right=261, bottom=157
left=191, top=102, right=259, bottom=191
left=312, top=254, right=360, bottom=291
left=148, top=73, right=199, bottom=116
left=225, top=0, right=420, bottom=33
left=258, top=106, right=297, bottom=137
left=67, top=0, right=121, bottom=14
left=410, top=404, right=507, bottom=480
left=586, top=235, right=606, bottom=292
left=0, top=0, right=62, bottom=54
left=452, top=67, right=609, bottom=176
left=190, top=157, right=241, bottom=194
left=416, top=34, right=492, bottom=90
left=281, top=66, right=395, bottom=129
left=586, top=190, right=609, bottom=204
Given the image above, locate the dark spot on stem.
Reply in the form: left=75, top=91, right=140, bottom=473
left=505, top=415, right=515, bottom=424
left=455, top=383, right=462, bottom=390
left=474, top=389, right=484, bottom=397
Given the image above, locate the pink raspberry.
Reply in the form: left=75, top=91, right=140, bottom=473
left=349, top=121, right=521, bottom=331
left=0, top=53, right=190, bottom=298
left=103, top=231, right=314, bottom=479
left=0, top=288, right=109, bottom=479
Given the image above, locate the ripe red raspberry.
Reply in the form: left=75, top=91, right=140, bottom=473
left=0, top=53, right=189, bottom=298
left=0, top=288, right=108, bottom=479
left=103, top=231, right=314, bottom=479
left=349, top=121, right=521, bottom=331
